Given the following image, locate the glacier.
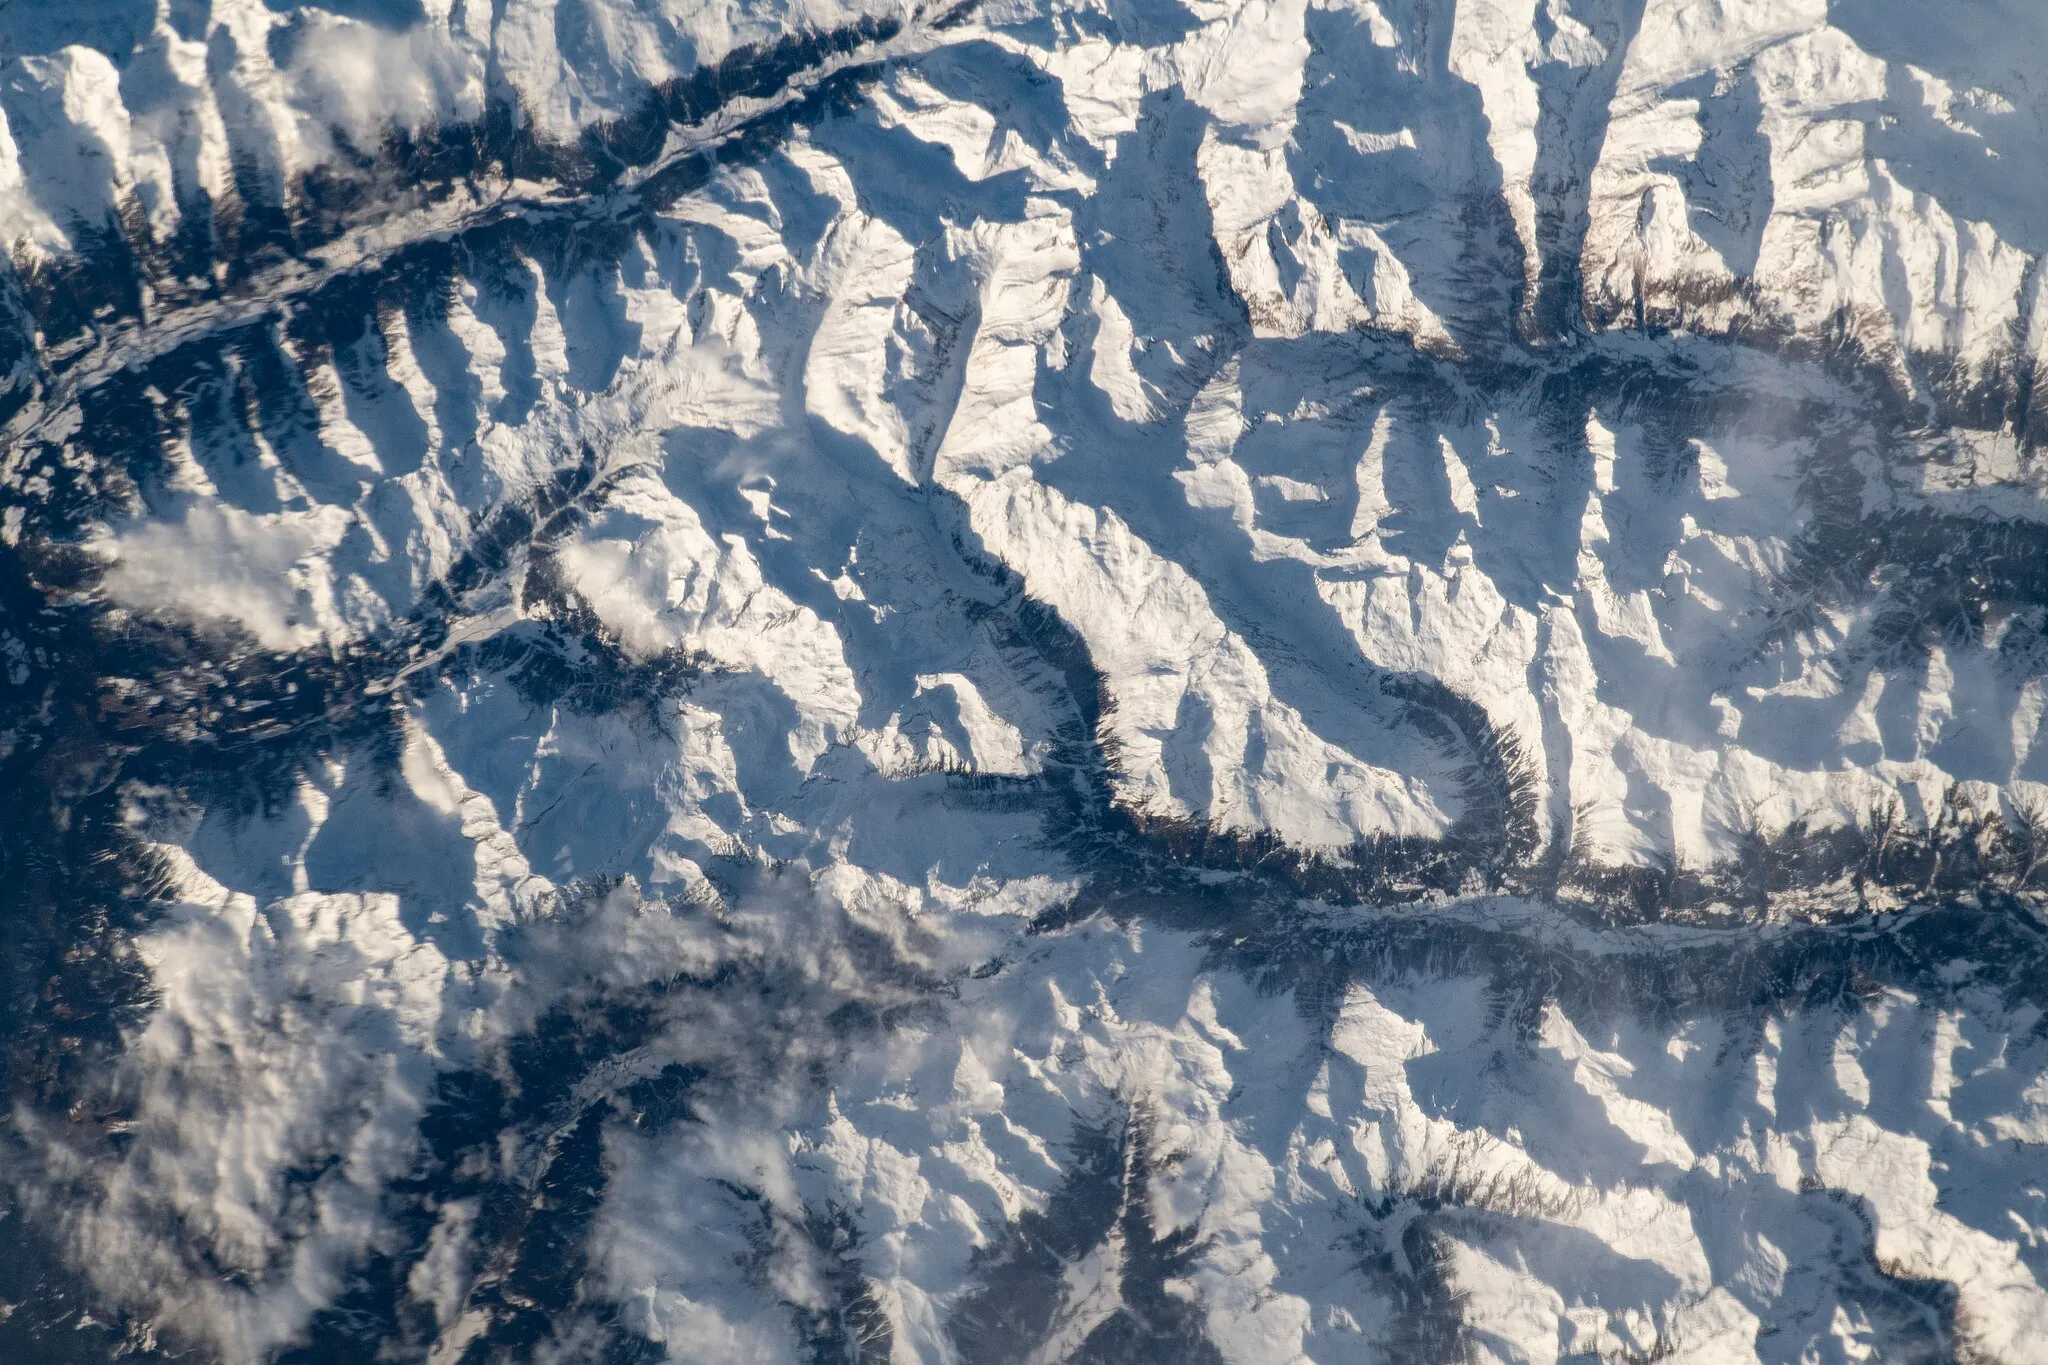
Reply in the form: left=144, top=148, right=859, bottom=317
left=0, top=0, right=2045, bottom=1361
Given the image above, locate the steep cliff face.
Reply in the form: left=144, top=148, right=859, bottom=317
left=0, top=2, right=2044, bottom=1363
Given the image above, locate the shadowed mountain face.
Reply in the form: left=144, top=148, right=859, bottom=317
left=1, top=1, right=2046, bottom=1363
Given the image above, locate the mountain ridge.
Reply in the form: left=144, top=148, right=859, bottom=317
left=1, top=1, right=2046, bottom=1362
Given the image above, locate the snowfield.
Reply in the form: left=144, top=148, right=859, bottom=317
left=0, top=0, right=2045, bottom=1361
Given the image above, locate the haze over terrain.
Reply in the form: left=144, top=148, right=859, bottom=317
left=0, top=0, right=2046, bottom=1361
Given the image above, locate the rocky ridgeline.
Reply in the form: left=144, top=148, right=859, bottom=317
left=1, top=1, right=2046, bottom=1363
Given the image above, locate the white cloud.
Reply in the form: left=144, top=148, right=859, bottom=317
left=26, top=868, right=450, bottom=1362
left=284, top=15, right=487, bottom=154
left=100, top=503, right=353, bottom=651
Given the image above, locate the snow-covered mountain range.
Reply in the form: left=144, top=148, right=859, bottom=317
left=1, top=0, right=2045, bottom=1361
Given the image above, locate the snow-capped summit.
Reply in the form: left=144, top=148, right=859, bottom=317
left=0, top=1, right=2044, bottom=1362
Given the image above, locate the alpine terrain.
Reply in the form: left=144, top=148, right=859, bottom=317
left=0, top=0, right=2046, bottom=1360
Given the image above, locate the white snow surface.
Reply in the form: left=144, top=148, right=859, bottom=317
left=5, top=0, right=2048, bottom=1361
left=9, top=0, right=2046, bottom=861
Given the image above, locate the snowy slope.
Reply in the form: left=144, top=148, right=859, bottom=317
left=1, top=0, right=2046, bottom=1362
